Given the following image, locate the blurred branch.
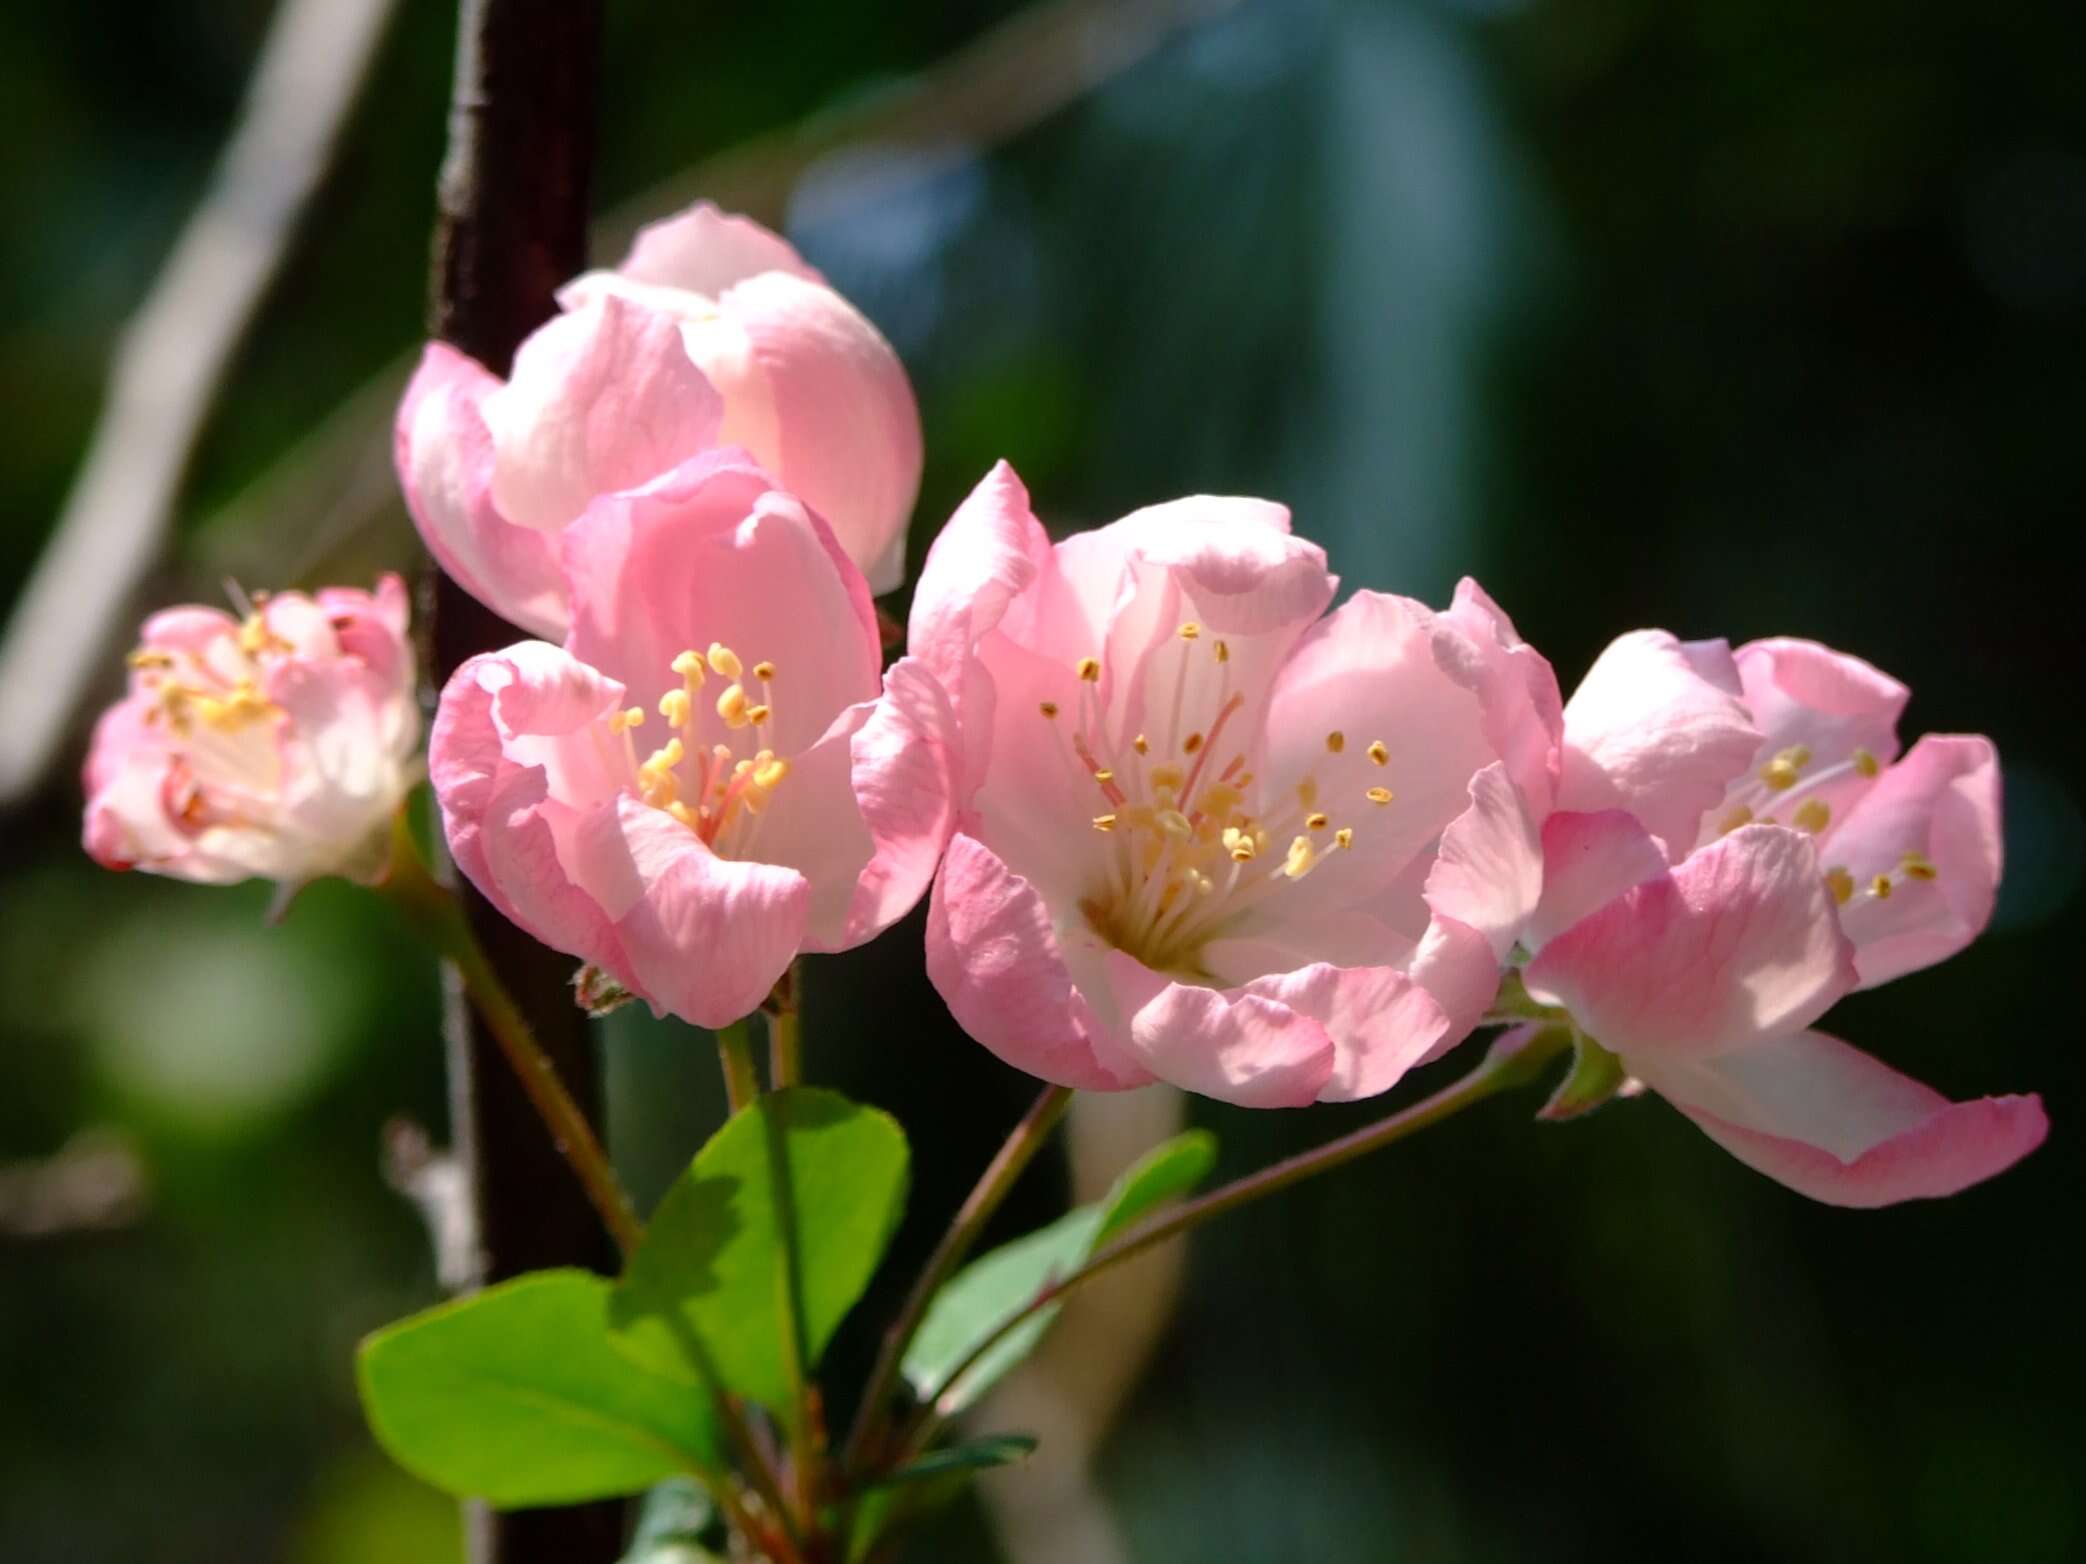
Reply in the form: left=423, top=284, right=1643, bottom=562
left=0, top=0, right=402, bottom=806
left=0, top=1130, right=149, bottom=1241
left=381, top=1117, right=477, bottom=1292
left=190, top=0, right=1242, bottom=593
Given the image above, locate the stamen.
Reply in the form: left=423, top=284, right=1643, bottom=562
left=706, top=643, right=743, bottom=679
left=1760, top=745, right=1811, bottom=792
left=1214, top=640, right=1230, bottom=663
left=1824, top=866, right=1854, bottom=905
left=1093, top=814, right=1118, bottom=832
left=1281, top=835, right=1317, bottom=879
left=1040, top=701, right=1060, bottom=719
left=609, top=707, right=646, bottom=734
left=1182, top=732, right=1204, bottom=755
left=671, top=649, right=707, bottom=686
left=1718, top=803, right=1754, bottom=834
left=1366, top=740, right=1388, bottom=766
left=1333, top=827, right=1354, bottom=850
left=1177, top=622, right=1201, bottom=641
left=1326, top=731, right=1345, bottom=755
left=1133, top=734, right=1149, bottom=755
left=659, top=689, right=691, bottom=727
left=752, top=661, right=776, bottom=682
left=1093, top=769, right=1115, bottom=784
left=1076, top=657, right=1101, bottom=682
left=1306, top=812, right=1329, bottom=831
left=1870, top=873, right=1894, bottom=900
left=1900, top=850, right=1938, bottom=881
left=1852, top=747, right=1880, bottom=778
left=1792, top=799, right=1831, bottom=834
left=717, top=684, right=752, bottom=728
left=1365, top=787, right=1393, bottom=806
left=746, top=703, right=772, bottom=725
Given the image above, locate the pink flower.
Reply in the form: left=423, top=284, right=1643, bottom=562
left=561, top=202, right=923, bottom=597
left=84, top=576, right=418, bottom=887
left=907, top=461, right=1562, bottom=1108
left=429, top=452, right=956, bottom=1028
left=1472, top=630, right=2045, bottom=1205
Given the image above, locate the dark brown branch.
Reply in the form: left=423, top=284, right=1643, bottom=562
left=426, top=4, right=620, bottom=1561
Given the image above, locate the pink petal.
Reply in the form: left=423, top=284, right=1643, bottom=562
left=1524, top=824, right=1858, bottom=1060
left=576, top=795, right=810, bottom=1029
left=614, top=201, right=823, bottom=295
left=1433, top=577, right=1564, bottom=816
left=1260, top=592, right=1495, bottom=911
left=1100, top=951, right=1336, bottom=1109
left=1244, top=961, right=1461, bottom=1102
left=1426, top=762, right=1545, bottom=961
left=1733, top=636, right=1907, bottom=770
left=395, top=344, right=568, bottom=639
left=838, top=656, right=959, bottom=946
left=1526, top=809, right=1670, bottom=952
left=1560, top=630, right=1761, bottom=857
left=711, top=271, right=922, bottom=595
left=906, top=461, right=1058, bottom=793
left=1639, top=1029, right=2048, bottom=1207
left=1821, top=734, right=2003, bottom=988
left=482, top=295, right=724, bottom=534
left=561, top=452, right=881, bottom=757
left=1100, top=495, right=1332, bottom=637
left=925, top=833, right=1144, bottom=1091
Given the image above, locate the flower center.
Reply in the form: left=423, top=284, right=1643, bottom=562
left=604, top=641, right=791, bottom=854
left=1049, top=622, right=1394, bottom=978
left=1711, top=742, right=1940, bottom=905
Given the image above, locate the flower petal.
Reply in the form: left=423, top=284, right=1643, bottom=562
left=1426, top=762, right=1545, bottom=961
left=576, top=795, right=810, bottom=1028
left=1560, top=630, right=1761, bottom=858
left=612, top=200, right=824, bottom=295
left=1102, top=951, right=1336, bottom=1108
left=395, top=344, right=568, bottom=639
left=925, top=833, right=1144, bottom=1091
left=839, top=656, right=960, bottom=946
left=482, top=294, right=723, bottom=533
left=1524, top=824, right=1857, bottom=1060
left=1638, top=1029, right=2047, bottom=1207
left=1243, top=961, right=1461, bottom=1102
left=1821, top=734, right=2003, bottom=988
left=1434, top=578, right=1564, bottom=816
left=1526, top=809, right=1670, bottom=952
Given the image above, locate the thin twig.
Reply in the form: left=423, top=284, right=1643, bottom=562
left=0, top=0, right=401, bottom=804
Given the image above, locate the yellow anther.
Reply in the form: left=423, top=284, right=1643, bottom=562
left=1040, top=701, right=1060, bottom=719
left=1199, top=784, right=1242, bottom=816
left=609, top=706, right=646, bottom=734
left=1214, top=640, right=1231, bottom=664
left=1333, top=827, right=1354, bottom=850
left=1177, top=621, right=1202, bottom=641
left=717, top=683, right=752, bottom=728
left=746, top=703, right=772, bottom=725
left=1133, top=733, right=1149, bottom=755
left=1076, top=657, right=1102, bottom=682
left=671, top=649, right=707, bottom=685
left=666, top=800, right=700, bottom=830
left=1149, top=764, right=1185, bottom=793
left=1718, top=803, right=1755, bottom=835
left=1306, top=812, right=1330, bottom=831
left=1228, top=837, right=1257, bottom=864
left=1870, top=873, right=1894, bottom=900
left=1093, top=768, right=1116, bottom=784
left=127, top=648, right=175, bottom=671
left=1093, top=813, right=1118, bottom=832
left=1326, top=731, right=1345, bottom=754
left=1901, top=850, right=1939, bottom=882
left=237, top=614, right=272, bottom=656
left=1365, top=786, right=1393, bottom=806
left=1852, top=747, right=1880, bottom=778
left=1824, top=866, right=1855, bottom=905
left=706, top=643, right=743, bottom=679
left=1182, top=731, right=1205, bottom=755
left=1282, top=835, right=1317, bottom=879
left=1297, top=777, right=1320, bottom=809
left=648, top=738, right=685, bottom=770
left=1793, top=798, right=1831, bottom=834
left=1761, top=757, right=1800, bottom=791
left=752, top=660, right=776, bottom=682
left=753, top=756, right=791, bottom=791
left=1366, top=740, right=1389, bottom=767
left=1157, top=809, right=1194, bottom=840
left=659, top=689, right=692, bottom=728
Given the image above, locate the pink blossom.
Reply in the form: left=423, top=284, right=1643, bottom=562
left=1466, top=630, right=2044, bottom=1205
left=84, top=576, right=418, bottom=887
left=429, top=452, right=956, bottom=1029
left=908, top=461, right=1562, bottom=1108
left=561, top=202, right=923, bottom=597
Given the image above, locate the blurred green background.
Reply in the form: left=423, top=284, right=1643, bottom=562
left=3, top=0, right=2080, bottom=1559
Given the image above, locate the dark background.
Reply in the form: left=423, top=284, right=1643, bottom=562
left=2, top=1, right=2079, bottom=1559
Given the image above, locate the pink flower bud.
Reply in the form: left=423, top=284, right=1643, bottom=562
left=83, top=576, right=418, bottom=887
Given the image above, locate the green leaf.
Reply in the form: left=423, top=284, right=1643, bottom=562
left=844, top=1434, right=1038, bottom=1564
left=612, top=1087, right=909, bottom=1421
left=901, top=1129, right=1216, bottom=1415
left=618, top=1478, right=722, bottom=1563
left=357, top=1270, right=719, bottom=1508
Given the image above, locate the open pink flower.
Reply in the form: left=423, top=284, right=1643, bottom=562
left=908, top=462, right=1562, bottom=1108
left=429, top=452, right=955, bottom=1028
left=1479, top=630, right=2043, bottom=1205
left=84, top=576, right=418, bottom=887
left=561, top=202, right=923, bottom=596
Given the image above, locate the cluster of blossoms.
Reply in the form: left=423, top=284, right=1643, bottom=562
left=85, top=200, right=2044, bottom=1208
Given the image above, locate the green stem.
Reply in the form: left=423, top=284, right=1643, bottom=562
left=843, top=1083, right=1075, bottom=1476
left=716, top=1019, right=761, bottom=1113
left=900, top=1029, right=1569, bottom=1457
left=767, top=1006, right=802, bottom=1091
left=378, top=814, right=643, bottom=1260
